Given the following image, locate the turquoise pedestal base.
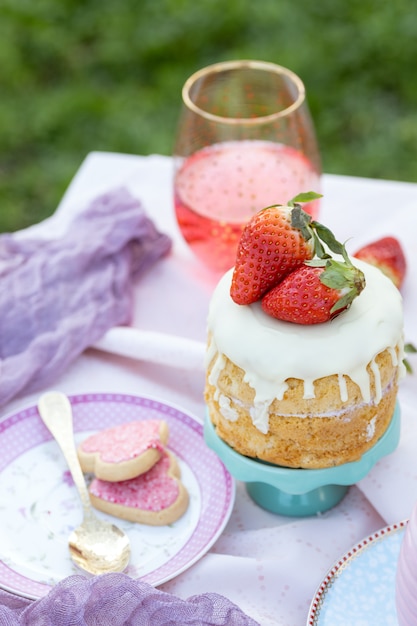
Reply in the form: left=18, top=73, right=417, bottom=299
left=204, top=403, right=400, bottom=517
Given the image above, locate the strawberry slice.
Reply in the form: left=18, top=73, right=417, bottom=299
left=354, top=236, right=406, bottom=289
left=261, top=256, right=366, bottom=325
left=230, top=193, right=322, bottom=305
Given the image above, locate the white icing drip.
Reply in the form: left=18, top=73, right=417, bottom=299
left=366, top=416, right=376, bottom=440
left=388, top=346, right=398, bottom=366
left=218, top=394, right=239, bottom=422
left=216, top=378, right=396, bottom=433
left=206, top=335, right=217, bottom=368
left=249, top=401, right=271, bottom=434
left=207, top=260, right=403, bottom=417
left=370, top=358, right=382, bottom=404
left=208, top=350, right=225, bottom=391
left=344, top=363, right=372, bottom=403
left=338, top=373, right=348, bottom=403
left=303, top=379, right=316, bottom=400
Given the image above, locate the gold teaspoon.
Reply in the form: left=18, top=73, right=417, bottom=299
left=38, top=391, right=131, bottom=575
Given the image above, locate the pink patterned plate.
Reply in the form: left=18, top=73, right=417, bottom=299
left=0, top=393, right=235, bottom=600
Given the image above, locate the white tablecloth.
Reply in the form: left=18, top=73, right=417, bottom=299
left=3, top=152, right=417, bottom=625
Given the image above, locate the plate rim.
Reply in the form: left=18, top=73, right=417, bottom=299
left=306, top=520, right=408, bottom=625
left=0, top=391, right=235, bottom=600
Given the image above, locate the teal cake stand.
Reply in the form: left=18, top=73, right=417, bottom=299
left=204, top=403, right=400, bottom=517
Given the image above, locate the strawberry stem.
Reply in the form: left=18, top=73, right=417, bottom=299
left=320, top=258, right=366, bottom=314
left=290, top=203, right=366, bottom=312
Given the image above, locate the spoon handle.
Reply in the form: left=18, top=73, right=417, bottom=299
left=38, top=391, right=92, bottom=514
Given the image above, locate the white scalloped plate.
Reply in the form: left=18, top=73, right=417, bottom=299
left=0, top=393, right=235, bottom=599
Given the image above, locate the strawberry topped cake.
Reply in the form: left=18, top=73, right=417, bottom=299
left=205, top=194, right=405, bottom=469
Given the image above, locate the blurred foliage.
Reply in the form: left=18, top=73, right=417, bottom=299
left=1, top=0, right=417, bottom=231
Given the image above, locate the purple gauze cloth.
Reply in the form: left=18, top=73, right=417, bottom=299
left=0, top=188, right=172, bottom=407
left=0, top=573, right=260, bottom=625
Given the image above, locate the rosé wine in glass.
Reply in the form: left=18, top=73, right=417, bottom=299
left=173, top=60, right=322, bottom=274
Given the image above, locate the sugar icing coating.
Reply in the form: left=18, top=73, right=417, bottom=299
left=80, top=420, right=164, bottom=463
left=207, top=260, right=404, bottom=433
left=396, top=503, right=417, bottom=625
left=89, top=452, right=179, bottom=511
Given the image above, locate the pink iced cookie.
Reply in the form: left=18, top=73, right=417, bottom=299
left=78, top=420, right=169, bottom=482
left=89, top=450, right=189, bottom=526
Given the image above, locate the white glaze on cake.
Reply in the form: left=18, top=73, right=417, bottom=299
left=207, top=260, right=404, bottom=434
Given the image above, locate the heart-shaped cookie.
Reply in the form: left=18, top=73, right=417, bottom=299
left=78, top=419, right=169, bottom=482
left=89, top=450, right=189, bottom=526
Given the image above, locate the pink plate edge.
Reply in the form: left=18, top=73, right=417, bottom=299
left=0, top=392, right=235, bottom=600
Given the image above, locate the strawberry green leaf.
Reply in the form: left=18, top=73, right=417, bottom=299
left=311, top=234, right=330, bottom=259
left=267, top=195, right=366, bottom=320
left=289, top=191, right=323, bottom=206
left=311, top=222, right=345, bottom=256
left=320, top=260, right=352, bottom=289
left=404, top=342, right=417, bottom=374
left=320, top=258, right=366, bottom=314
left=330, top=290, right=356, bottom=315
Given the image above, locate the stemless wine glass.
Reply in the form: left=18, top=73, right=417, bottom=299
left=173, top=59, right=322, bottom=274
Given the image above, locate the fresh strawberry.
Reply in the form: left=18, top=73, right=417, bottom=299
left=354, top=236, right=406, bottom=289
left=230, top=192, right=322, bottom=305
left=261, top=255, right=366, bottom=325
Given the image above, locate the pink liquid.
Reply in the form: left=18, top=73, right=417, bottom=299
left=174, top=140, right=321, bottom=273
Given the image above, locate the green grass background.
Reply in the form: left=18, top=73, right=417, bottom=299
left=1, top=0, right=416, bottom=232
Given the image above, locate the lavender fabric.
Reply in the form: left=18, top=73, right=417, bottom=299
left=0, top=188, right=172, bottom=407
left=0, top=574, right=260, bottom=625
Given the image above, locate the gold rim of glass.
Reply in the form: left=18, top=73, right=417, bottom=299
left=182, top=59, right=306, bottom=125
